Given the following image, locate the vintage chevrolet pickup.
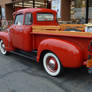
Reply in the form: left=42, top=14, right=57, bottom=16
left=0, top=8, right=92, bottom=76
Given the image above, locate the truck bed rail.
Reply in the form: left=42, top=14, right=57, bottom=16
left=32, top=26, right=61, bottom=30
left=32, top=26, right=92, bottom=38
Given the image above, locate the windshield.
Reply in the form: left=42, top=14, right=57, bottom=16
left=37, top=13, right=54, bottom=21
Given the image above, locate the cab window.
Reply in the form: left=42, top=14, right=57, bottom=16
left=25, top=13, right=32, bottom=25
left=14, top=14, right=24, bottom=25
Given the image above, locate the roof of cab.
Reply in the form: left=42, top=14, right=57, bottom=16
left=13, top=8, right=57, bottom=15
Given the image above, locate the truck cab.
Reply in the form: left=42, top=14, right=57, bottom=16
left=9, top=8, right=58, bottom=51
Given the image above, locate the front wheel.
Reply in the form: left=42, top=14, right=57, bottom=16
left=43, top=52, right=63, bottom=77
left=0, top=40, right=7, bottom=55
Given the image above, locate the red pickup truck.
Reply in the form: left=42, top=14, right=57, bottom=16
left=0, top=8, right=92, bottom=76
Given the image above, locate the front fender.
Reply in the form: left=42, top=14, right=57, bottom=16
left=37, top=38, right=82, bottom=68
left=0, top=31, right=14, bottom=51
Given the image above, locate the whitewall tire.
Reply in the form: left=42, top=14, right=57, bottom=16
left=43, top=52, right=63, bottom=77
left=0, top=40, right=7, bottom=55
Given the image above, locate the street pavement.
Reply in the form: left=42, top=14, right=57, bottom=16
left=0, top=53, right=92, bottom=92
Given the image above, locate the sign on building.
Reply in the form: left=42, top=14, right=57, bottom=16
left=51, top=0, right=61, bottom=18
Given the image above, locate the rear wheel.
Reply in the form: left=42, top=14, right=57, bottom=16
left=0, top=40, right=7, bottom=55
left=43, top=52, right=63, bottom=76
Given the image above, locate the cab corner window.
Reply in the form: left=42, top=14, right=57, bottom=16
left=14, top=14, right=24, bottom=25
left=25, top=13, right=32, bottom=25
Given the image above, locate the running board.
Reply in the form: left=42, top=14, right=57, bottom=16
left=11, top=50, right=37, bottom=61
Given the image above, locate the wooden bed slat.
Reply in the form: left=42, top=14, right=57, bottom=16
left=32, top=26, right=60, bottom=30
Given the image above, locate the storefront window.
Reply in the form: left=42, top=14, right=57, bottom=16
left=71, top=0, right=86, bottom=24
left=88, top=0, right=92, bottom=23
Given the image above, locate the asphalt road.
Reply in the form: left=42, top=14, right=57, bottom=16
left=0, top=53, right=92, bottom=92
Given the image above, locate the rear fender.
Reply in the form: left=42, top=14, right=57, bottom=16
left=37, top=39, right=82, bottom=68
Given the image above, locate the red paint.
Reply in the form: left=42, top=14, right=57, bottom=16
left=0, top=8, right=92, bottom=68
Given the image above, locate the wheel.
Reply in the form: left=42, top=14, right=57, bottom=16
left=0, top=40, right=7, bottom=55
left=43, top=52, right=63, bottom=76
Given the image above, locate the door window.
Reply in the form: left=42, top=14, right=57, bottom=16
left=14, top=14, right=24, bottom=25
left=25, top=13, right=32, bottom=25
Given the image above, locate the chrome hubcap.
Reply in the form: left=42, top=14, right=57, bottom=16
left=1, top=44, right=5, bottom=51
left=0, top=40, right=7, bottom=54
left=49, top=59, right=56, bottom=69
left=46, top=57, right=58, bottom=72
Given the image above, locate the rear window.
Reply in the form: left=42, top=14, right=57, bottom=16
left=37, top=13, right=54, bottom=21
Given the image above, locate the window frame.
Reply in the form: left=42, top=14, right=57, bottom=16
left=24, top=13, right=33, bottom=25
left=14, top=13, right=24, bottom=25
left=37, top=12, right=54, bottom=22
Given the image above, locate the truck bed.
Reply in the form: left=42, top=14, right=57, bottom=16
left=31, top=26, right=92, bottom=61
left=32, top=26, right=92, bottom=38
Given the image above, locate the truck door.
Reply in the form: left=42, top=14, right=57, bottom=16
left=11, top=14, right=24, bottom=49
left=23, top=13, right=33, bottom=51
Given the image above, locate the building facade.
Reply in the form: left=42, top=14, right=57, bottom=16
left=0, top=0, right=92, bottom=25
